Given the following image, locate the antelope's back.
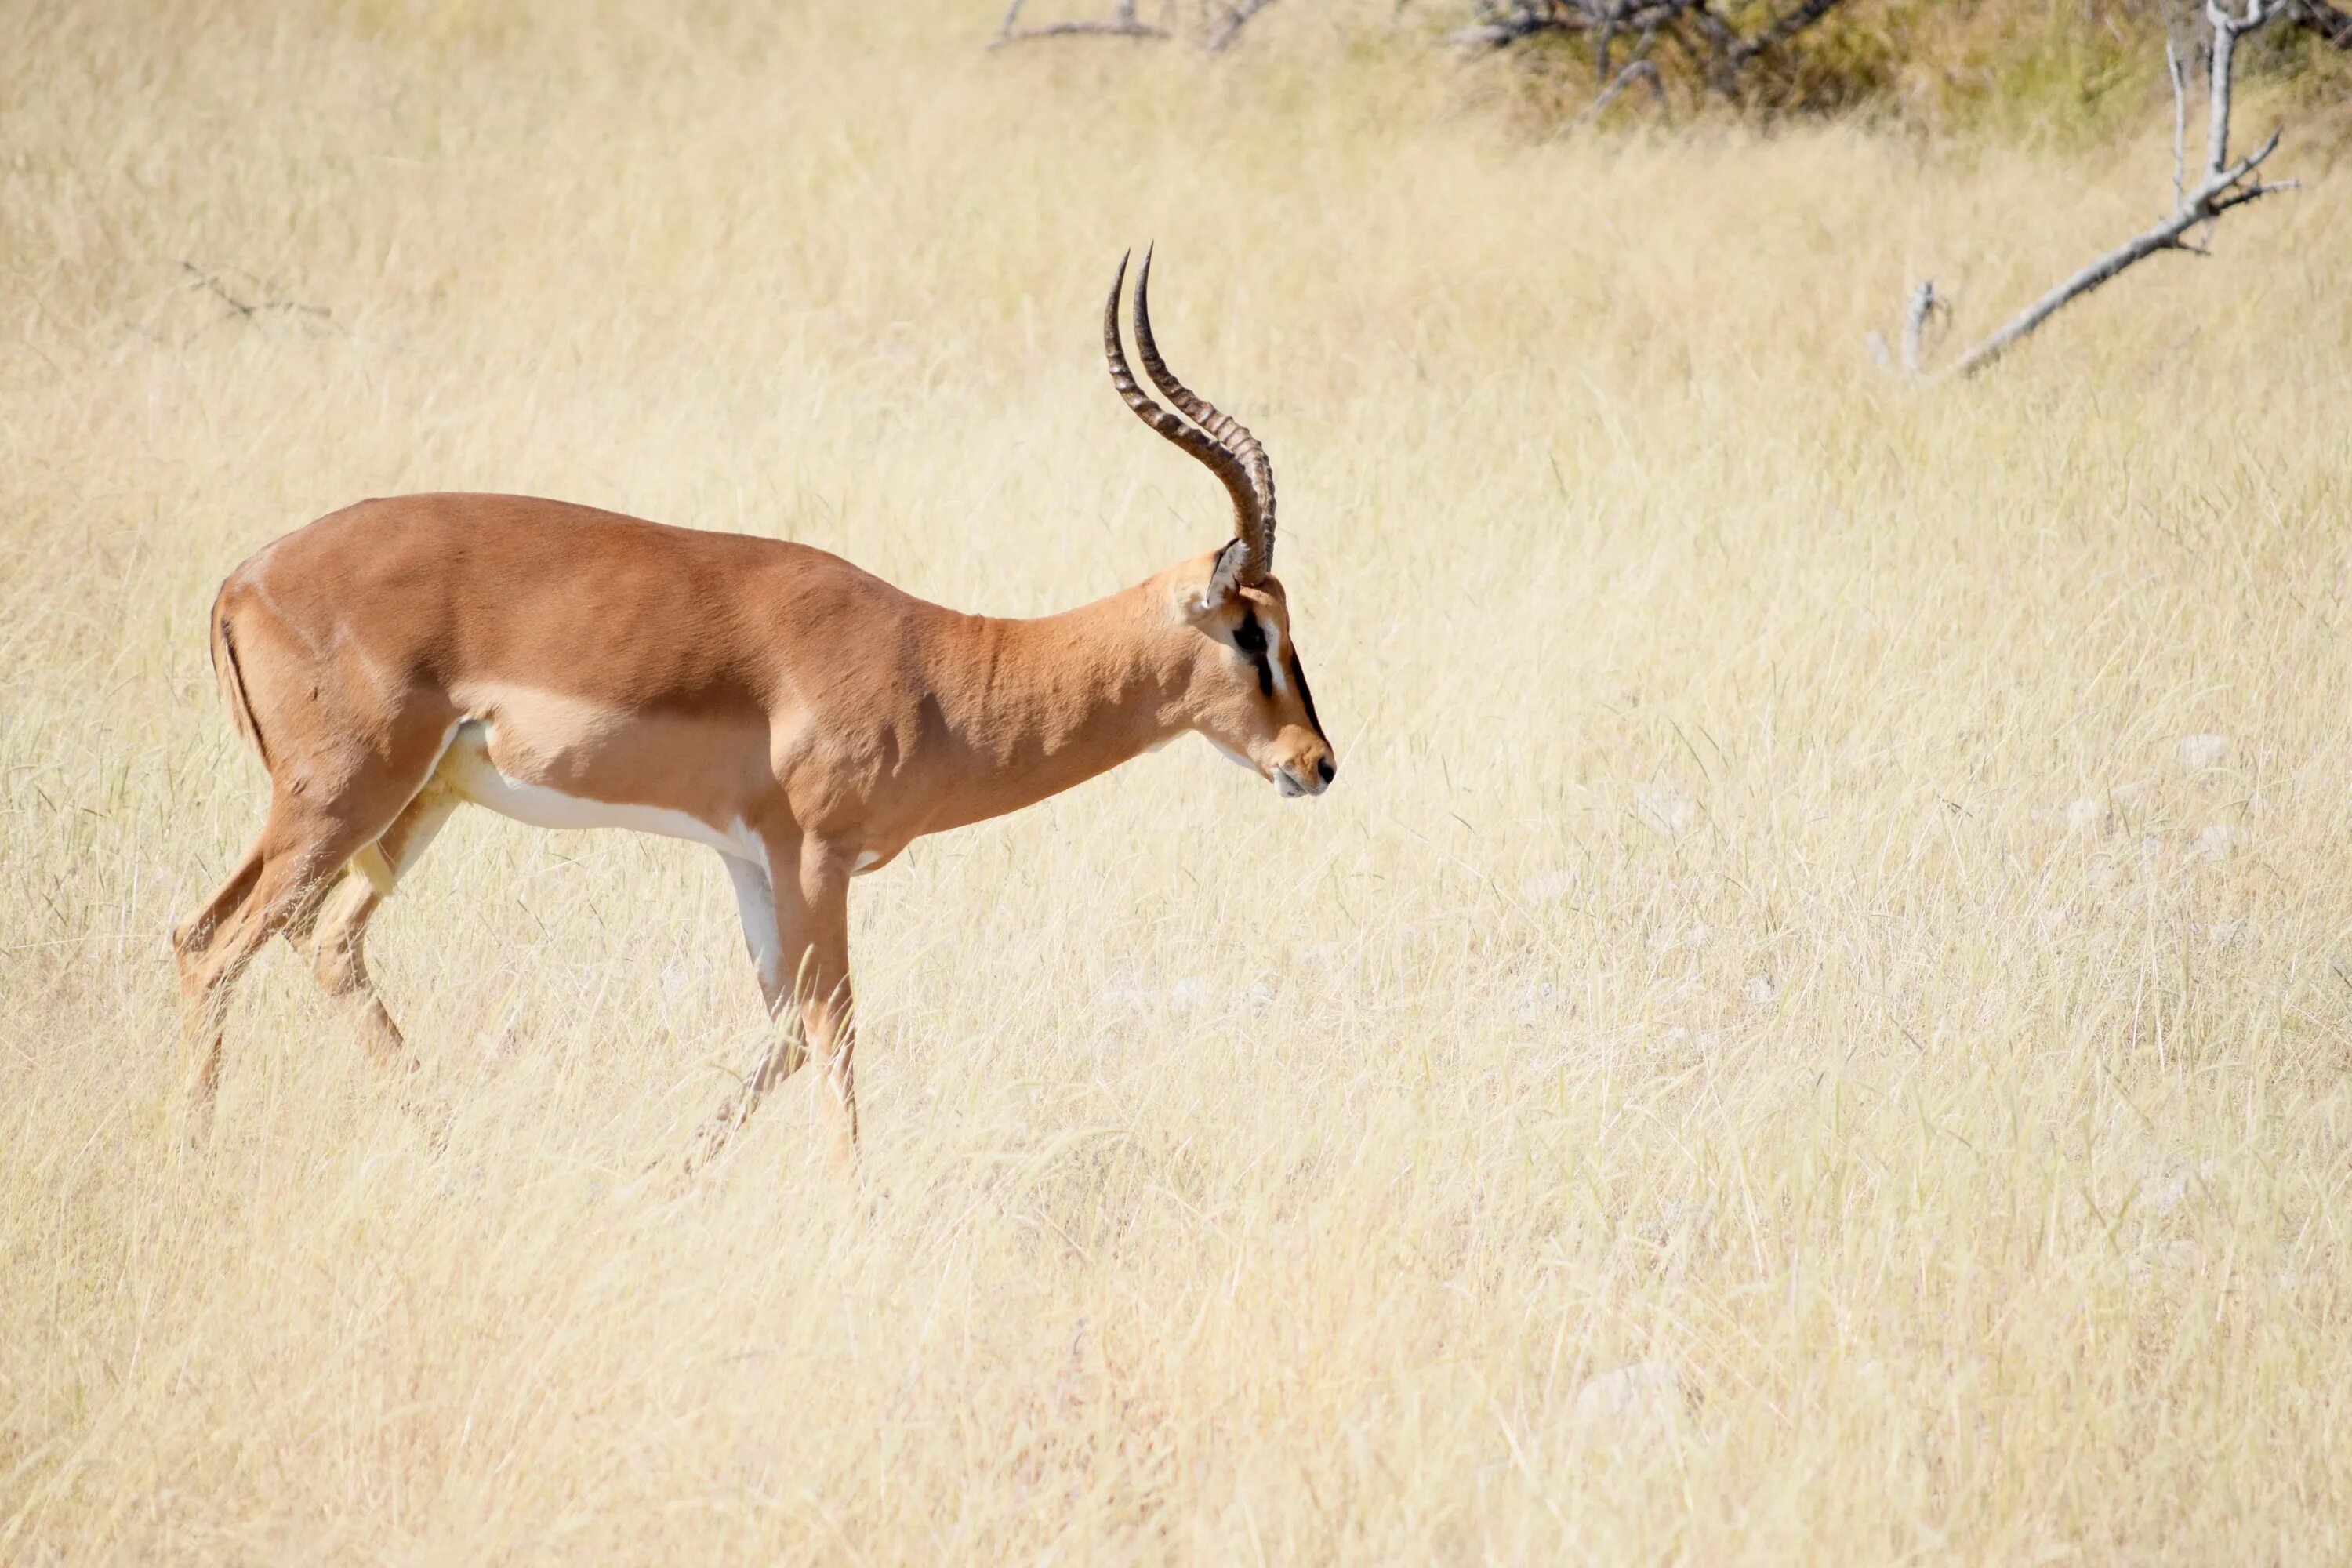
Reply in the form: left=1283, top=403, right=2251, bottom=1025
left=222, top=494, right=884, bottom=717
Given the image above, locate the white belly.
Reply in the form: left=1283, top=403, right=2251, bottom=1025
left=435, top=720, right=760, bottom=861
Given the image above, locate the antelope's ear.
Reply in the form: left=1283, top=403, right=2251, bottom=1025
left=1189, top=539, right=1246, bottom=615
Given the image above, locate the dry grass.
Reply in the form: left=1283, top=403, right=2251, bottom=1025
left=5, top=2, right=2351, bottom=1561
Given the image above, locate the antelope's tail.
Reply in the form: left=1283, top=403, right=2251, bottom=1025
left=206, top=584, right=271, bottom=772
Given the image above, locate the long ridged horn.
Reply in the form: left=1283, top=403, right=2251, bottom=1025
left=1102, top=251, right=1269, bottom=585
left=1132, top=245, right=1274, bottom=580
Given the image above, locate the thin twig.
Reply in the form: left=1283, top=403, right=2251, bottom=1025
left=992, top=0, right=1167, bottom=46
left=178, top=261, right=328, bottom=320
left=1445, top=2, right=1559, bottom=48
left=2290, top=0, right=2352, bottom=46
left=175, top=260, right=329, bottom=344
left=1574, top=57, right=1666, bottom=123
left=1207, top=0, right=1278, bottom=53
left=1726, top=0, right=1853, bottom=64
left=993, top=20, right=1165, bottom=40
left=1446, top=0, right=1853, bottom=88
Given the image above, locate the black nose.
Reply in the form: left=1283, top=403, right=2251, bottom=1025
left=1316, top=757, right=1336, bottom=785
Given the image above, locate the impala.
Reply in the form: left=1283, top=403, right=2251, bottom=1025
left=171, top=252, right=1336, bottom=1167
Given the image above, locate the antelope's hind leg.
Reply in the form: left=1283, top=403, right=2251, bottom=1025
left=286, top=779, right=460, bottom=1069
left=171, top=789, right=417, bottom=1146
left=171, top=840, right=271, bottom=1131
left=172, top=680, right=456, bottom=1148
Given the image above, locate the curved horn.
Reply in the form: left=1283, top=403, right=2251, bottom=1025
left=1102, top=251, right=1268, bottom=584
left=1133, top=245, right=1274, bottom=579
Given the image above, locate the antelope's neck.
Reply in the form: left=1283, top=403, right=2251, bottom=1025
left=918, top=580, right=1189, bottom=831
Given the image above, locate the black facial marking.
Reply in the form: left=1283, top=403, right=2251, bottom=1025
left=1234, top=611, right=1274, bottom=697
left=1290, top=652, right=1326, bottom=740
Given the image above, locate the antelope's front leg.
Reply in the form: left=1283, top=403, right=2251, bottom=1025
left=793, top=840, right=858, bottom=1174
left=686, top=837, right=856, bottom=1174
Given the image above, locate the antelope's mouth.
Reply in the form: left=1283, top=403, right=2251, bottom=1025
left=1275, top=759, right=1334, bottom=798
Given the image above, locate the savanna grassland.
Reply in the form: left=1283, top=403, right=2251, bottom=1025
left=5, top=2, right=2351, bottom=1560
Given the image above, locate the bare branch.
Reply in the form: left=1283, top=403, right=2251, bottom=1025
left=993, top=0, right=1167, bottom=45
left=1941, top=135, right=2288, bottom=379
left=1445, top=3, right=1563, bottom=48
left=175, top=260, right=330, bottom=345
left=1575, top=56, right=1667, bottom=122
left=1446, top=0, right=1856, bottom=99
left=1906, top=0, right=2296, bottom=381
left=1726, top=0, right=1855, bottom=64
left=2288, top=0, right=2352, bottom=45
left=991, top=20, right=1167, bottom=42
left=1207, top=0, right=1279, bottom=53
left=1676, top=4, right=1733, bottom=93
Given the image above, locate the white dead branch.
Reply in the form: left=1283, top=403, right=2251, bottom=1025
left=1904, top=0, right=2297, bottom=380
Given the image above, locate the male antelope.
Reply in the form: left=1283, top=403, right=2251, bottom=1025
left=171, top=252, right=1336, bottom=1167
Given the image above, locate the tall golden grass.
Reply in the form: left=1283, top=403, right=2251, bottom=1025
left=4, top=2, right=2349, bottom=1559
